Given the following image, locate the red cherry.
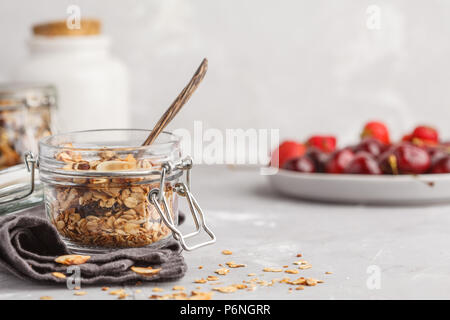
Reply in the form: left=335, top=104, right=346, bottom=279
left=283, top=156, right=315, bottom=173
left=271, top=141, right=306, bottom=168
left=305, top=147, right=330, bottom=173
left=411, top=125, right=439, bottom=145
left=306, top=135, right=337, bottom=153
left=344, top=152, right=381, bottom=175
left=325, top=148, right=355, bottom=174
left=354, top=138, right=388, bottom=158
left=361, top=121, right=390, bottom=144
left=430, top=156, right=450, bottom=173
left=379, top=143, right=430, bottom=174
left=425, top=146, right=447, bottom=167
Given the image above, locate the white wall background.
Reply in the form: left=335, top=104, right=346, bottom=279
left=1, top=0, right=449, bottom=146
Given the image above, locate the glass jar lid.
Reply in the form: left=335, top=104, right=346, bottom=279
left=0, top=83, right=57, bottom=109
left=38, top=129, right=182, bottom=177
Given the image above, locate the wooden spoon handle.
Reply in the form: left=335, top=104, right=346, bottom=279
left=142, top=58, right=208, bottom=146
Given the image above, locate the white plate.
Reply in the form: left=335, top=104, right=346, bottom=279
left=267, top=169, right=450, bottom=205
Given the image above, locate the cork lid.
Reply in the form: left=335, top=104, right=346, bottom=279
left=32, top=19, right=101, bottom=37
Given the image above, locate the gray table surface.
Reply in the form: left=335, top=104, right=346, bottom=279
left=1, top=165, right=450, bottom=300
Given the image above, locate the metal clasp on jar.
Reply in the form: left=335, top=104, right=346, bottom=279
left=0, top=152, right=38, bottom=205
left=148, top=156, right=216, bottom=251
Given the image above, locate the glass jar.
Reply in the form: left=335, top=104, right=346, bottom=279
left=0, top=83, right=56, bottom=169
left=33, top=129, right=215, bottom=253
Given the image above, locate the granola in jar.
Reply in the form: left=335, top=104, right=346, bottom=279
left=38, top=129, right=183, bottom=251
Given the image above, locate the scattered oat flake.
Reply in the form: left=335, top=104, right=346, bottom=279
left=51, top=272, right=66, bottom=279
left=40, top=296, right=53, bottom=300
left=118, top=292, right=128, bottom=299
left=248, top=273, right=256, bottom=276
left=135, top=289, right=142, bottom=293
left=226, top=261, right=247, bottom=268
left=299, top=264, right=312, bottom=270
left=194, top=278, right=207, bottom=284
left=152, top=287, right=164, bottom=292
left=296, top=285, right=305, bottom=290
left=233, top=284, right=247, bottom=290
left=110, top=289, right=126, bottom=296
left=285, top=269, right=299, bottom=274
left=222, top=250, right=232, bottom=255
left=293, top=260, right=308, bottom=265
left=263, top=267, right=283, bottom=272
left=54, top=254, right=91, bottom=265
left=101, top=287, right=109, bottom=291
left=207, top=276, right=219, bottom=281
left=306, top=278, right=317, bottom=286
left=130, top=266, right=161, bottom=276
left=283, top=265, right=289, bottom=268
left=325, top=271, right=333, bottom=274
left=74, top=291, right=87, bottom=296
left=213, top=286, right=238, bottom=293
left=215, top=268, right=230, bottom=275
left=189, top=291, right=214, bottom=300
left=289, top=277, right=306, bottom=285
left=173, top=286, right=185, bottom=291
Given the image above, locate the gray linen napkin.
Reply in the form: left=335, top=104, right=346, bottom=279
left=0, top=212, right=187, bottom=285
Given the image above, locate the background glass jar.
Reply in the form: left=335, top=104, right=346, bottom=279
left=38, top=129, right=215, bottom=253
left=0, top=83, right=56, bottom=169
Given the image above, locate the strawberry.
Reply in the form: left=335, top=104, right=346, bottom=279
left=271, top=141, right=306, bottom=168
left=401, top=134, right=412, bottom=142
left=411, top=125, right=439, bottom=146
left=306, top=135, right=337, bottom=153
left=361, top=121, right=390, bottom=144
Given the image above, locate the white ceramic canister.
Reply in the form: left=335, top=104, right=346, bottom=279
left=11, top=19, right=130, bottom=132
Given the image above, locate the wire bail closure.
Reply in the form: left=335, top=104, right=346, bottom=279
left=149, top=156, right=216, bottom=251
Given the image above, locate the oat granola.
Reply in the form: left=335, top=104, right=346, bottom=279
left=47, top=147, right=176, bottom=249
